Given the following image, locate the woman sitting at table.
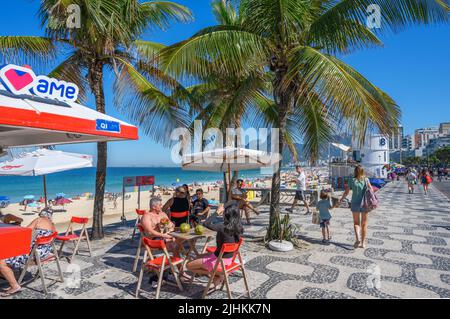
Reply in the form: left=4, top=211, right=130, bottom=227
left=186, top=201, right=243, bottom=287
left=0, top=208, right=56, bottom=297
left=162, top=186, right=191, bottom=227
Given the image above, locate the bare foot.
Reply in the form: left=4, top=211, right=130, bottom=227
left=213, top=276, right=223, bottom=288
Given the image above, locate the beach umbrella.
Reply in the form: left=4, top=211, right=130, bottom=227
left=0, top=148, right=93, bottom=205
left=56, top=192, right=66, bottom=198
left=331, top=143, right=351, bottom=152
left=182, top=147, right=281, bottom=199
left=23, top=195, right=35, bottom=200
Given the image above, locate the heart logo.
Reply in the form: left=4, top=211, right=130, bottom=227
left=4, top=69, right=34, bottom=91
left=0, top=64, right=36, bottom=94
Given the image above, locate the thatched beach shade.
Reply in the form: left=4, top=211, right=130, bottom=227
left=181, top=147, right=281, bottom=200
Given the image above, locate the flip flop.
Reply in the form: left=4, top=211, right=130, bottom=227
left=0, top=287, right=21, bottom=297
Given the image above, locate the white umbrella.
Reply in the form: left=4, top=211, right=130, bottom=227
left=0, top=148, right=93, bottom=205
left=331, top=143, right=352, bottom=152
left=182, top=147, right=281, bottom=198
left=182, top=147, right=281, bottom=172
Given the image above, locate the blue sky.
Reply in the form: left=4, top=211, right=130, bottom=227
left=1, top=0, right=449, bottom=166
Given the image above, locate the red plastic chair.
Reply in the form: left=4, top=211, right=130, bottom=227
left=56, top=216, right=92, bottom=263
left=132, top=209, right=147, bottom=240
left=169, top=210, right=189, bottom=227
left=18, top=231, right=64, bottom=295
left=132, top=224, right=146, bottom=272
left=202, top=238, right=249, bottom=299
left=135, top=237, right=184, bottom=299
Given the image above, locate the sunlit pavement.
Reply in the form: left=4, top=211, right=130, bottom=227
left=2, top=181, right=450, bottom=299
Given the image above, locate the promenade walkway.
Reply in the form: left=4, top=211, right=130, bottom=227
left=2, top=181, right=450, bottom=299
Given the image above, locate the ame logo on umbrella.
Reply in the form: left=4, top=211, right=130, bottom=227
left=0, top=165, right=24, bottom=170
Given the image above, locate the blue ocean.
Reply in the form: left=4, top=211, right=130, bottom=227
left=0, top=167, right=268, bottom=203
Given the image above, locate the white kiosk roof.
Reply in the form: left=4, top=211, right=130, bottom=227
left=0, top=92, right=138, bottom=148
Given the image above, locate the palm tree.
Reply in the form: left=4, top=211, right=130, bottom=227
left=180, top=1, right=277, bottom=199
left=0, top=0, right=193, bottom=239
left=157, top=0, right=449, bottom=240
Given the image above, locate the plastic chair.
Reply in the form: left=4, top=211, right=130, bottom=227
left=135, top=237, right=184, bottom=299
left=202, top=238, right=250, bottom=299
left=132, top=224, right=146, bottom=272
left=169, top=210, right=189, bottom=227
left=132, top=209, right=146, bottom=240
left=18, top=231, right=64, bottom=295
left=56, top=216, right=92, bottom=263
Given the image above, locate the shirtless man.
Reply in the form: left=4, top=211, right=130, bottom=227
left=140, top=197, right=179, bottom=257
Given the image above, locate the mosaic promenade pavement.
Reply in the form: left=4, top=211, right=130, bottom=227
left=2, top=181, right=450, bottom=299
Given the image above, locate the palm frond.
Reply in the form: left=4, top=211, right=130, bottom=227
left=0, top=36, right=56, bottom=66
left=316, top=0, right=449, bottom=35
left=112, top=57, right=190, bottom=146
left=160, top=28, right=269, bottom=79
left=47, top=51, right=88, bottom=102
left=286, top=46, right=401, bottom=146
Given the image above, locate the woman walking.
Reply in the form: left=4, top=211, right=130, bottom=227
left=420, top=169, right=432, bottom=195
left=338, top=165, right=373, bottom=249
left=406, top=169, right=417, bottom=194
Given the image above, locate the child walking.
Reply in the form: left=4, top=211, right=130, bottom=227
left=316, top=190, right=334, bottom=243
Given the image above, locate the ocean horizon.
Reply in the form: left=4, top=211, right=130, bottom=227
left=0, top=167, right=271, bottom=203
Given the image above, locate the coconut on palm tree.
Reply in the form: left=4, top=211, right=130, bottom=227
left=0, top=0, right=193, bottom=239
left=157, top=0, right=449, bottom=240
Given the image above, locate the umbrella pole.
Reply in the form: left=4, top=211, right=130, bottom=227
left=227, top=163, right=232, bottom=201
left=43, top=175, right=48, bottom=207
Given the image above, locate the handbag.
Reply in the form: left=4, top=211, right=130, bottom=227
left=312, top=210, right=320, bottom=225
left=361, top=178, right=379, bottom=212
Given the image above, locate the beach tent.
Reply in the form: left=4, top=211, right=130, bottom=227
left=181, top=147, right=281, bottom=199
left=0, top=148, right=93, bottom=205
left=0, top=91, right=138, bottom=149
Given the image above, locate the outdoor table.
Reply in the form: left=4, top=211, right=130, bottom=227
left=0, top=223, right=32, bottom=260
left=169, top=228, right=216, bottom=278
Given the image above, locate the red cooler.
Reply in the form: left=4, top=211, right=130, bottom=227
left=0, top=224, right=32, bottom=259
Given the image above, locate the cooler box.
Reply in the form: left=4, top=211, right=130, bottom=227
left=0, top=224, right=32, bottom=259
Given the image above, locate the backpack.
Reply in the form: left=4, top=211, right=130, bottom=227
left=362, top=178, right=379, bottom=212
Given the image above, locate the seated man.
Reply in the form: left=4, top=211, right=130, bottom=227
left=190, top=189, right=210, bottom=226
left=140, top=197, right=179, bottom=257
left=231, top=179, right=259, bottom=225
left=0, top=212, right=23, bottom=225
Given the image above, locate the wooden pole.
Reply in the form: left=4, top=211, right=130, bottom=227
left=43, top=175, right=48, bottom=207
left=121, top=184, right=126, bottom=222
left=138, top=185, right=141, bottom=210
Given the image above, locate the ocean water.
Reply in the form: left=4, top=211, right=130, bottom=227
left=0, top=167, right=268, bottom=203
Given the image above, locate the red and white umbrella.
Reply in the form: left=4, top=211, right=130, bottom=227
left=0, top=148, right=93, bottom=205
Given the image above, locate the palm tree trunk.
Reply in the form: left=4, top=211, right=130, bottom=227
left=89, top=60, right=107, bottom=239
left=267, top=62, right=292, bottom=240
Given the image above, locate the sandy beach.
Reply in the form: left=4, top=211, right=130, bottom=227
left=1, top=167, right=330, bottom=232
left=1, top=188, right=221, bottom=232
